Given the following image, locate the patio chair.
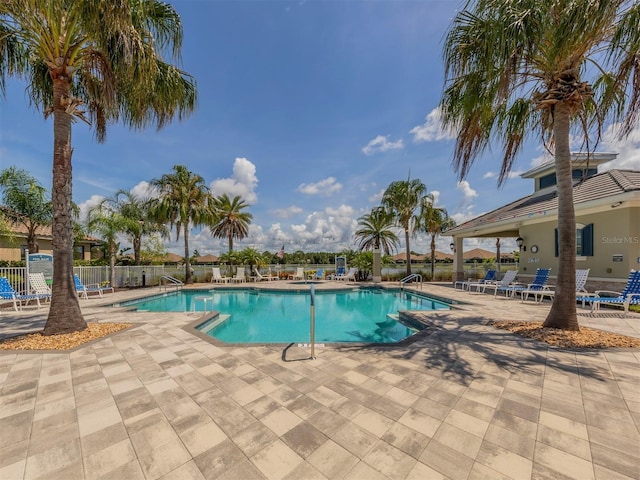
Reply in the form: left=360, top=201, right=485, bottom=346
left=522, top=268, right=590, bottom=303
left=74, top=274, right=114, bottom=299
left=230, top=266, right=246, bottom=283
left=291, top=267, right=305, bottom=281
left=336, top=267, right=358, bottom=281
left=253, top=267, right=277, bottom=281
left=577, top=270, right=640, bottom=315
left=313, top=268, right=324, bottom=280
left=455, top=270, right=497, bottom=290
left=0, top=276, right=49, bottom=311
left=28, top=272, right=52, bottom=303
left=468, top=270, right=518, bottom=294
left=211, top=267, right=229, bottom=283
left=498, top=268, right=551, bottom=298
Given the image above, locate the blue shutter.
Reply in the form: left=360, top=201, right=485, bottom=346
left=582, top=223, right=594, bottom=256
left=554, top=228, right=558, bottom=257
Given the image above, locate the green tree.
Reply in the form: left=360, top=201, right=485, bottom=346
left=381, top=178, right=427, bottom=276
left=0, top=0, right=197, bottom=335
left=0, top=166, right=53, bottom=253
left=210, top=194, right=253, bottom=253
left=418, top=200, right=455, bottom=282
left=440, top=0, right=640, bottom=330
left=150, top=165, right=214, bottom=285
left=354, top=208, right=399, bottom=255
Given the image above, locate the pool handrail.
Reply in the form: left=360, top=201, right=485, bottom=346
left=159, top=275, right=184, bottom=291
left=400, top=274, right=423, bottom=289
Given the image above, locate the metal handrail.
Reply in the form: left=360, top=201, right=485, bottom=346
left=159, top=275, right=184, bottom=291
left=400, top=274, right=423, bottom=289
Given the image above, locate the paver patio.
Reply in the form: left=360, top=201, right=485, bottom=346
left=0, top=282, right=638, bottom=480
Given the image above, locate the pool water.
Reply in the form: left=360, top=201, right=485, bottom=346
left=123, top=288, right=450, bottom=344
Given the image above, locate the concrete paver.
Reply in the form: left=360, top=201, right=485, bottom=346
left=0, top=281, right=639, bottom=480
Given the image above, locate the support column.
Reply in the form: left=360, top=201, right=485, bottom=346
left=452, top=237, right=464, bottom=283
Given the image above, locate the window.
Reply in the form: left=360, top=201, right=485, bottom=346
left=74, top=245, right=85, bottom=260
left=555, top=223, right=593, bottom=257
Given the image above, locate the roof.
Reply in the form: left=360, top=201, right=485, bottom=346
left=447, top=169, right=640, bottom=237
left=1, top=221, right=101, bottom=244
left=195, top=254, right=219, bottom=263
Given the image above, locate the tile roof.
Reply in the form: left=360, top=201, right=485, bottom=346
left=447, top=169, right=640, bottom=235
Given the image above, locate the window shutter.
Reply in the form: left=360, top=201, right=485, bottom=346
left=554, top=228, right=558, bottom=257
left=582, top=223, right=594, bottom=256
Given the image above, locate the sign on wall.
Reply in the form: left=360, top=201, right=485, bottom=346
left=28, top=254, right=53, bottom=284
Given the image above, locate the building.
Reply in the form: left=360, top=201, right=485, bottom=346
left=446, top=153, right=640, bottom=289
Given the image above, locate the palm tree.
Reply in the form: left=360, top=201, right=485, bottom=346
left=381, top=178, right=427, bottom=276
left=355, top=208, right=399, bottom=254
left=0, top=0, right=197, bottom=335
left=418, top=200, right=455, bottom=281
left=0, top=167, right=52, bottom=253
left=440, top=0, right=640, bottom=330
left=150, top=165, right=214, bottom=285
left=210, top=194, right=253, bottom=253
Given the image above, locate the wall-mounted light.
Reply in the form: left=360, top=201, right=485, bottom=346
left=610, top=201, right=623, bottom=208
left=450, top=242, right=455, bottom=253
left=516, top=236, right=526, bottom=252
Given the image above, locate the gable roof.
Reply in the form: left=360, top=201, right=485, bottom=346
left=446, top=169, right=640, bottom=237
left=1, top=221, right=101, bottom=244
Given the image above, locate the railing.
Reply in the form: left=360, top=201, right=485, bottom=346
left=400, top=274, right=423, bottom=289
left=159, top=275, right=184, bottom=291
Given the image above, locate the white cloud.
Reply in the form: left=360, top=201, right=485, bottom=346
left=457, top=180, right=477, bottom=202
left=130, top=180, right=157, bottom=199
left=77, top=194, right=105, bottom=223
left=271, top=205, right=304, bottom=219
left=361, top=135, right=404, bottom=155
left=297, top=177, right=342, bottom=196
left=210, top=157, right=259, bottom=204
left=483, top=171, right=496, bottom=179
left=601, top=123, right=640, bottom=170
left=430, top=190, right=441, bottom=206
left=367, top=188, right=385, bottom=203
left=410, top=107, right=457, bottom=143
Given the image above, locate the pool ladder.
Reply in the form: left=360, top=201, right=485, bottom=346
left=400, top=274, right=423, bottom=290
left=159, top=275, right=184, bottom=291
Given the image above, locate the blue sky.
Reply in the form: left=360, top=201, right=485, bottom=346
left=1, top=0, right=639, bottom=257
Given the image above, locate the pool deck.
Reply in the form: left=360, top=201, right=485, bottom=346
left=1, top=281, right=639, bottom=480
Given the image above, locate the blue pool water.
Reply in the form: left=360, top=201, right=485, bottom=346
left=121, top=288, right=450, bottom=344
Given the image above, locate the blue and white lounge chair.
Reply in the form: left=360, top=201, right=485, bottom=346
left=313, top=268, right=324, bottom=280
left=455, top=270, right=497, bottom=290
left=577, top=270, right=640, bottom=315
left=498, top=268, right=551, bottom=298
left=523, top=269, right=590, bottom=303
left=469, top=270, right=517, bottom=294
left=0, top=276, right=50, bottom=311
left=74, top=274, right=114, bottom=299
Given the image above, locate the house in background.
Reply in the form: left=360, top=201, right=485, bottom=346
left=0, top=223, right=100, bottom=262
left=446, top=153, right=640, bottom=290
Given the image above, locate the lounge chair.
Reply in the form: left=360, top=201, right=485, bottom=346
left=230, top=266, right=246, bottom=283
left=312, top=268, right=324, bottom=280
left=522, top=268, right=590, bottom=303
left=0, top=276, right=49, bottom=311
left=455, top=270, right=497, bottom=290
left=74, top=274, right=114, bottom=299
left=577, top=270, right=640, bottom=315
left=28, top=272, right=52, bottom=303
left=291, top=267, right=305, bottom=281
left=211, top=267, right=229, bottom=283
left=253, top=267, right=277, bottom=281
left=469, top=270, right=518, bottom=294
left=497, top=268, right=550, bottom=298
left=336, top=267, right=358, bottom=281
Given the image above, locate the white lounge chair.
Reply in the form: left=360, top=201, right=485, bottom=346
left=522, top=268, right=590, bottom=303
left=211, top=267, right=229, bottom=283
left=253, top=267, right=277, bottom=281
left=29, top=272, right=52, bottom=299
left=336, top=267, right=358, bottom=281
left=230, top=266, right=246, bottom=283
left=0, top=276, right=49, bottom=311
left=577, top=270, right=640, bottom=314
left=74, top=274, right=114, bottom=299
left=469, top=270, right=518, bottom=294
left=455, top=270, right=497, bottom=290
left=291, top=267, right=305, bottom=281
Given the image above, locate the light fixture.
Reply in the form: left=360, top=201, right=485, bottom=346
left=516, top=236, right=526, bottom=252
left=450, top=242, right=455, bottom=252
left=610, top=201, right=623, bottom=208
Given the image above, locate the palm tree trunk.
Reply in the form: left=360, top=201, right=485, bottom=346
left=133, top=235, right=141, bottom=265
left=404, top=229, right=412, bottom=277
left=430, top=234, right=436, bottom=281
left=184, top=223, right=192, bottom=284
left=109, top=240, right=116, bottom=288
left=43, top=78, right=86, bottom=335
left=543, top=103, right=579, bottom=330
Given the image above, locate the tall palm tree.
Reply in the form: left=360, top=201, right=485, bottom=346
left=0, top=0, right=197, bottom=335
left=210, top=194, right=253, bottom=253
left=354, top=208, right=399, bottom=255
left=0, top=166, right=52, bottom=253
left=150, top=165, right=214, bottom=285
left=440, top=0, right=640, bottom=330
left=418, top=200, right=455, bottom=281
left=381, top=178, right=427, bottom=276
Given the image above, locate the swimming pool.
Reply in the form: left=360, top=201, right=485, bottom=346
left=121, top=288, right=450, bottom=344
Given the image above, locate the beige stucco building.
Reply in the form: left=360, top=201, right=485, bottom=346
left=446, top=153, right=640, bottom=290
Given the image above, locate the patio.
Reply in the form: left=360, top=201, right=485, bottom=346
left=0, top=282, right=638, bottom=480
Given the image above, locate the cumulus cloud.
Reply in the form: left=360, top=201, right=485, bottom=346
left=130, top=180, right=157, bottom=199
left=297, top=177, right=342, bottom=196
left=601, top=123, right=640, bottom=170
left=368, top=188, right=385, bottom=203
left=271, top=205, right=304, bottom=219
left=361, top=135, right=404, bottom=155
left=457, top=180, right=477, bottom=202
left=410, top=107, right=457, bottom=143
left=210, top=157, right=258, bottom=204
left=483, top=171, right=496, bottom=179
left=77, top=194, right=105, bottom=223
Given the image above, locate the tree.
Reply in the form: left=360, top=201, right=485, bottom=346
left=418, top=200, right=455, bottom=281
left=354, top=208, right=399, bottom=255
left=150, top=165, right=214, bottom=285
left=381, top=178, right=427, bottom=276
left=0, top=166, right=53, bottom=253
left=210, top=194, right=253, bottom=253
left=440, top=0, right=640, bottom=330
left=0, top=0, right=197, bottom=335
